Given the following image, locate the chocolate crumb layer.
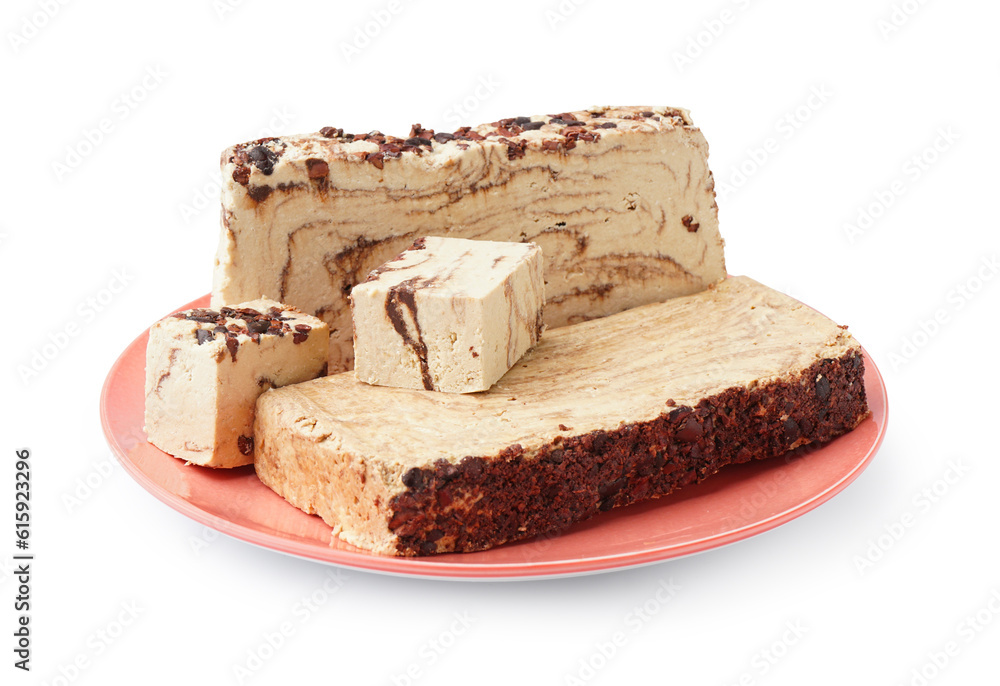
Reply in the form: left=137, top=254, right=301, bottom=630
left=387, top=350, right=868, bottom=555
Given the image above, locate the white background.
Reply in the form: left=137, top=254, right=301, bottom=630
left=3, top=0, right=999, bottom=684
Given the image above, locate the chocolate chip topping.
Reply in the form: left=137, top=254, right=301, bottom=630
left=237, top=108, right=675, bottom=199
left=306, top=158, right=329, bottom=179
left=247, top=319, right=270, bottom=334
left=247, top=145, right=279, bottom=175
left=175, top=305, right=309, bottom=358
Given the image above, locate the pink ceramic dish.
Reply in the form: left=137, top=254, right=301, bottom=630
left=101, top=295, right=888, bottom=580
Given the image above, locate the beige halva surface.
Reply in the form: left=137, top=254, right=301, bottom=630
left=254, top=277, right=863, bottom=553
left=212, top=105, right=726, bottom=371
left=351, top=236, right=545, bottom=394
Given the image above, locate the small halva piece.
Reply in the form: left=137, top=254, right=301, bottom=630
left=144, top=298, right=328, bottom=468
left=351, top=237, right=545, bottom=394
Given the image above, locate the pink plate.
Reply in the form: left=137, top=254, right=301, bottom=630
left=101, top=295, right=888, bottom=580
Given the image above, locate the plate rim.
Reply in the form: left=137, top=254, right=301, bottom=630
left=101, top=294, right=888, bottom=581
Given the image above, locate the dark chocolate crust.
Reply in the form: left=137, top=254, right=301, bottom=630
left=387, top=349, right=869, bottom=556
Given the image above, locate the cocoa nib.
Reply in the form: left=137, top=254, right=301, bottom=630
left=681, top=215, right=700, bottom=232
left=319, top=126, right=344, bottom=138
left=402, top=468, right=426, bottom=490
left=247, top=145, right=278, bottom=175
left=409, top=123, right=436, bottom=139
left=501, top=138, right=526, bottom=160
left=676, top=416, right=703, bottom=442
left=247, top=319, right=270, bottom=335
left=366, top=152, right=385, bottom=169
left=184, top=310, right=219, bottom=323
left=237, top=435, right=254, bottom=456
left=247, top=185, right=273, bottom=203
left=405, top=136, right=432, bottom=148
left=305, top=158, right=329, bottom=179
